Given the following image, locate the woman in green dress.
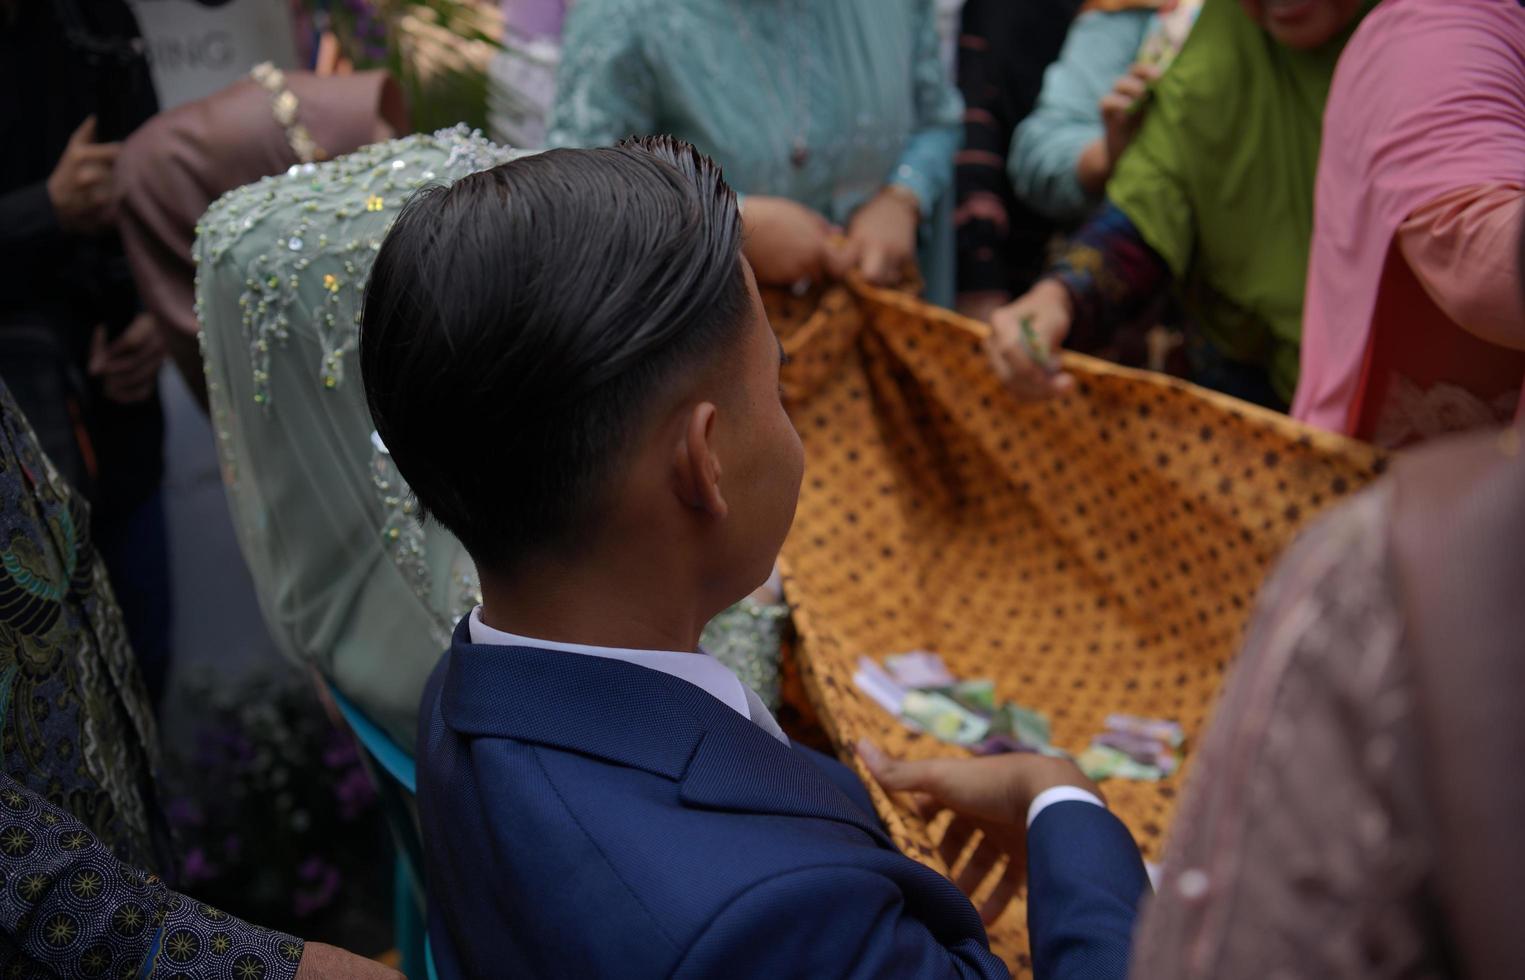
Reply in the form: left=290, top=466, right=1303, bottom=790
left=986, top=0, right=1373, bottom=409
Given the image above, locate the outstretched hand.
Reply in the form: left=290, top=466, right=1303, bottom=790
left=741, top=196, right=857, bottom=287
left=846, top=188, right=920, bottom=287
left=1100, top=63, right=1161, bottom=170
left=1077, top=62, right=1161, bottom=195
left=858, top=741, right=1100, bottom=924
left=986, top=279, right=1076, bottom=400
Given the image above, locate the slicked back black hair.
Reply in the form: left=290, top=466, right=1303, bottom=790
left=360, top=136, right=749, bottom=572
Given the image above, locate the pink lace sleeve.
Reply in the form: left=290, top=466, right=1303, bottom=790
left=1129, top=485, right=1444, bottom=978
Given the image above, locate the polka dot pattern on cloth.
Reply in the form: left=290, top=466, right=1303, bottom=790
left=766, top=280, right=1387, bottom=974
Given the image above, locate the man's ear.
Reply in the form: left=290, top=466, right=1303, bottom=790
left=672, top=401, right=728, bottom=518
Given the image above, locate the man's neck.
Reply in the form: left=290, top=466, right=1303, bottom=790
left=477, top=560, right=716, bottom=654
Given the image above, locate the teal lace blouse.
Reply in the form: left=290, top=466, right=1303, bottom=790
left=547, top=0, right=963, bottom=302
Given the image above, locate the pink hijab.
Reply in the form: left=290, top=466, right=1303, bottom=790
left=1293, top=0, right=1525, bottom=434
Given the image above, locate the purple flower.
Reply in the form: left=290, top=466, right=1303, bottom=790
left=333, top=768, right=377, bottom=821
left=181, top=847, right=216, bottom=884
left=165, top=796, right=203, bottom=828
left=204, top=728, right=258, bottom=769
left=322, top=735, right=359, bottom=770
left=222, top=833, right=243, bottom=862
left=292, top=856, right=343, bottom=917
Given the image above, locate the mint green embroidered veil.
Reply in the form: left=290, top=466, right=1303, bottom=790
left=195, top=129, right=522, bottom=745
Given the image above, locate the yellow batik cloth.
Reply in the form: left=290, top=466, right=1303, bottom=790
left=767, top=280, right=1386, bottom=975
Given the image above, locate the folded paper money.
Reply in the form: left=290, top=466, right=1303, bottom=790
left=885, top=650, right=957, bottom=689
left=1077, top=714, right=1186, bottom=780
left=855, top=651, right=1058, bottom=754
left=1078, top=744, right=1166, bottom=782
left=853, top=657, right=908, bottom=716
left=1104, top=713, right=1185, bottom=748
left=901, top=690, right=991, bottom=745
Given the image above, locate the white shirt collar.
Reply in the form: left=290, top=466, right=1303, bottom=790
left=467, top=606, right=786, bottom=743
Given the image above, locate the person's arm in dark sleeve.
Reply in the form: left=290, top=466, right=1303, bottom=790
left=1048, top=200, right=1171, bottom=349
left=1026, top=799, right=1150, bottom=980
left=955, top=0, right=1083, bottom=305
left=674, top=864, right=1010, bottom=979
left=0, top=775, right=306, bottom=980
left=954, top=0, right=1019, bottom=300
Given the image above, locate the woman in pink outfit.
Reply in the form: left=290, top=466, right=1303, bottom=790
left=1293, top=0, right=1525, bottom=448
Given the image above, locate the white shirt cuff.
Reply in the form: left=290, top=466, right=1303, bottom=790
left=1026, top=786, right=1106, bottom=829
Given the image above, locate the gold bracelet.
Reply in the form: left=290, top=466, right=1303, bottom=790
left=251, top=62, right=328, bottom=164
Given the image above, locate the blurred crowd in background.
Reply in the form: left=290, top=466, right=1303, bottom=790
left=0, top=0, right=1521, bottom=976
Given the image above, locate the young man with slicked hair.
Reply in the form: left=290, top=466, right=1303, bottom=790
left=361, top=136, right=1147, bottom=980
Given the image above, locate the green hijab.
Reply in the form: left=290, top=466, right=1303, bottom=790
left=1107, top=0, right=1374, bottom=401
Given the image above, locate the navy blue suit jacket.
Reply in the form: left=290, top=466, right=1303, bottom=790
left=418, top=618, right=1146, bottom=978
left=1027, top=801, right=1150, bottom=980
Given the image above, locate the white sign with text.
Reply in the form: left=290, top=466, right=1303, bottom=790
left=129, top=0, right=298, bottom=109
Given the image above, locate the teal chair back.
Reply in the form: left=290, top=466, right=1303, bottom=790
left=326, top=683, right=437, bottom=980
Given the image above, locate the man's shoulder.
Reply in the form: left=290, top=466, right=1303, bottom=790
left=418, top=714, right=1009, bottom=977
left=421, top=732, right=920, bottom=955
left=434, top=729, right=886, bottom=873
left=427, top=718, right=882, bottom=871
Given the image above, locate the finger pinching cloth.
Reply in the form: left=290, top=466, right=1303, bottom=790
left=767, top=280, right=1386, bottom=975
